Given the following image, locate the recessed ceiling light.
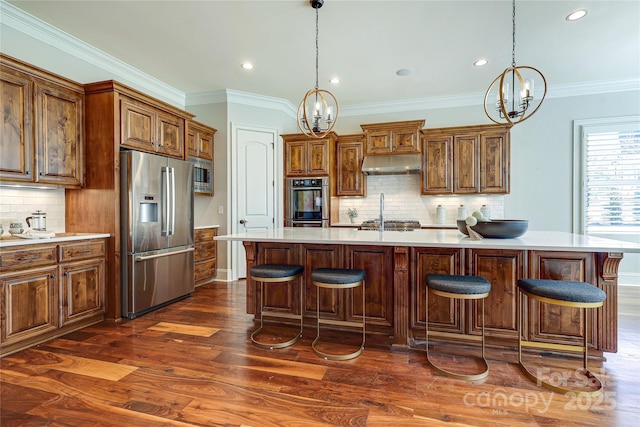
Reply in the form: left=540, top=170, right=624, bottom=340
left=329, top=77, right=340, bottom=84
left=241, top=62, right=254, bottom=70
left=396, top=68, right=414, bottom=77
left=566, top=9, right=587, bottom=21
left=474, top=59, right=488, bottom=67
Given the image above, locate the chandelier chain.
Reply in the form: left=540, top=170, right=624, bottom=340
left=315, top=6, right=319, bottom=90
left=511, top=0, right=516, bottom=68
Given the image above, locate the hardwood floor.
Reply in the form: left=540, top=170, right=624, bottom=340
left=2, top=281, right=639, bottom=426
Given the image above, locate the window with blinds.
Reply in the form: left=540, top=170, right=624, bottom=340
left=574, top=117, right=640, bottom=235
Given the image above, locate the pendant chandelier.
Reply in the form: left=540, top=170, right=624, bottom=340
left=297, top=0, right=338, bottom=138
left=484, top=0, right=547, bottom=125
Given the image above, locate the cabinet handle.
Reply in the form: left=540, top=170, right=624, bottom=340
left=64, top=272, right=69, bottom=276
left=50, top=274, right=56, bottom=278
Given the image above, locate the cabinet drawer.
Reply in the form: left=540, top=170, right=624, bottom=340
left=59, top=240, right=105, bottom=262
left=195, top=258, right=216, bottom=283
left=0, top=245, right=57, bottom=271
left=195, top=241, right=216, bottom=260
left=195, top=228, right=217, bottom=242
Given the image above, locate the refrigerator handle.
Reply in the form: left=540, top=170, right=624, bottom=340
left=161, top=166, right=170, bottom=236
left=170, top=167, right=176, bottom=236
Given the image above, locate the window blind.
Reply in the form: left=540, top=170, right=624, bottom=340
left=585, top=128, right=640, bottom=233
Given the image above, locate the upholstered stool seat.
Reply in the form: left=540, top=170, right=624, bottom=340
left=250, top=264, right=304, bottom=349
left=311, top=268, right=366, bottom=360
left=517, top=278, right=606, bottom=396
left=425, top=274, right=491, bottom=381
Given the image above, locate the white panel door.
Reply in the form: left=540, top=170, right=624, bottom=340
left=232, top=125, right=276, bottom=279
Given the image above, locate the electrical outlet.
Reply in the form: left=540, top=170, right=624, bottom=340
left=218, top=205, right=224, bottom=215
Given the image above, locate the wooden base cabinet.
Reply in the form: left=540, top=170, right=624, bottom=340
left=194, top=227, right=218, bottom=286
left=0, top=238, right=106, bottom=357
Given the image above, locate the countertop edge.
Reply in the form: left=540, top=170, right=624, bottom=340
left=0, top=233, right=111, bottom=248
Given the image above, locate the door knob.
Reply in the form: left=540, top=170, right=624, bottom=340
left=239, top=219, right=248, bottom=225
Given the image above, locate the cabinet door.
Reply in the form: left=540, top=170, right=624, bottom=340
left=336, top=139, right=365, bottom=196
left=364, top=130, right=392, bottom=155
left=453, top=134, right=479, bottom=193
left=285, top=140, right=307, bottom=176
left=156, top=109, right=184, bottom=159
left=421, top=135, right=453, bottom=194
left=120, top=97, right=156, bottom=152
left=411, top=247, right=464, bottom=334
left=307, top=139, right=330, bottom=176
left=1, top=267, right=58, bottom=346
left=480, top=130, right=509, bottom=193
left=35, top=84, right=84, bottom=187
left=197, top=130, right=214, bottom=160
left=186, top=127, right=198, bottom=158
left=301, top=244, right=343, bottom=320
left=346, top=245, right=394, bottom=328
left=527, top=251, right=597, bottom=347
left=467, top=249, right=525, bottom=339
left=256, top=243, right=301, bottom=316
left=392, top=129, right=420, bottom=153
left=60, top=259, right=105, bottom=326
left=0, top=71, right=33, bottom=183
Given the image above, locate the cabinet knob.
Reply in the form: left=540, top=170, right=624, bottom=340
left=50, top=274, right=56, bottom=278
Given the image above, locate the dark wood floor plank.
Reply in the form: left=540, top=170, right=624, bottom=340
left=1, top=281, right=638, bottom=426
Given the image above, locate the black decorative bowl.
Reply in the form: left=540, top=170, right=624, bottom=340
left=457, top=220, right=529, bottom=239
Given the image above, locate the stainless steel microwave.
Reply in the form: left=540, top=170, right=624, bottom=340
left=188, top=156, right=213, bottom=195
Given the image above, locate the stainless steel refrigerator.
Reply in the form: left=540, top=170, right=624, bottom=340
left=120, top=150, right=195, bottom=319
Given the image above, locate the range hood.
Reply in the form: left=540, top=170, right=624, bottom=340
left=361, top=153, right=421, bottom=175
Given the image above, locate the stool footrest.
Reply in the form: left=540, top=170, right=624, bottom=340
left=312, top=336, right=364, bottom=361
left=518, top=361, right=603, bottom=397
left=520, top=340, right=586, bottom=353
left=427, top=331, right=482, bottom=342
left=427, top=350, right=489, bottom=381
left=251, top=327, right=302, bottom=350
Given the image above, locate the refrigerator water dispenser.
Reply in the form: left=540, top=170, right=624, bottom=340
left=139, top=201, right=158, bottom=223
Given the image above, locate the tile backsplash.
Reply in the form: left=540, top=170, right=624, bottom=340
left=337, top=174, right=504, bottom=224
left=0, top=187, right=66, bottom=233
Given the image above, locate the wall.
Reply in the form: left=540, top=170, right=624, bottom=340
left=0, top=187, right=65, bottom=234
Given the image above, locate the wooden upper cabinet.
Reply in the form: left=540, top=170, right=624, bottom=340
left=187, top=120, right=216, bottom=160
left=1, top=54, right=84, bottom=188
left=35, top=84, right=84, bottom=187
left=0, top=69, right=33, bottom=183
left=120, top=95, right=185, bottom=159
left=361, top=120, right=425, bottom=155
left=480, top=130, right=510, bottom=193
left=336, top=134, right=366, bottom=197
left=421, top=135, right=453, bottom=194
left=421, top=124, right=511, bottom=195
left=453, top=133, right=480, bottom=193
left=283, top=133, right=335, bottom=177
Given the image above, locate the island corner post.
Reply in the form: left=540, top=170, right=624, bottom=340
left=239, top=236, right=626, bottom=355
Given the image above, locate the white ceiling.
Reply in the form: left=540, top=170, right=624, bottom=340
left=4, top=0, right=640, bottom=108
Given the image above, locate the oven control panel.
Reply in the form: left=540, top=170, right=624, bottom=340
left=291, top=178, right=324, bottom=187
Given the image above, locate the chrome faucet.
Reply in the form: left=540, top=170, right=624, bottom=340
left=379, top=193, right=385, bottom=232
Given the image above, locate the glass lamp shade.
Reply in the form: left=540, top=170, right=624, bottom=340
left=484, top=65, right=547, bottom=125
left=297, top=88, right=339, bottom=138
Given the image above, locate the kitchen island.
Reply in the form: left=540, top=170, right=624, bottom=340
left=216, top=228, right=640, bottom=354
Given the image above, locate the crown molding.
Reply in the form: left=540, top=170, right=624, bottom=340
left=186, top=89, right=298, bottom=117
left=4, top=0, right=637, bottom=118
left=0, top=0, right=185, bottom=107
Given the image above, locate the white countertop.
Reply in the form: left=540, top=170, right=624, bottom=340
left=215, top=228, right=640, bottom=253
left=195, top=225, right=220, bottom=229
left=0, top=233, right=110, bottom=248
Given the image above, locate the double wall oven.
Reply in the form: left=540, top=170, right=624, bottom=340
left=285, top=177, right=329, bottom=227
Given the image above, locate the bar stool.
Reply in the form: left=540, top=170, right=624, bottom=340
left=250, top=264, right=304, bottom=349
left=517, top=279, right=606, bottom=396
left=425, top=274, right=491, bottom=380
left=311, top=268, right=366, bottom=360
